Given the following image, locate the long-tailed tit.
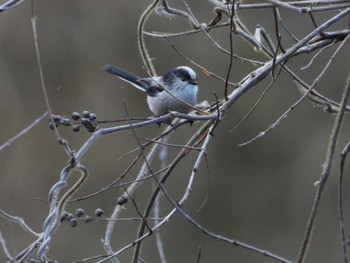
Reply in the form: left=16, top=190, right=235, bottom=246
left=103, top=65, right=198, bottom=116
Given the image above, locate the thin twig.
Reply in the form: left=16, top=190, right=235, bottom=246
left=129, top=120, right=213, bottom=263
left=339, top=140, right=350, bottom=263
left=274, top=7, right=299, bottom=42
left=166, top=39, right=241, bottom=87
left=103, top=119, right=177, bottom=262
left=37, top=164, right=89, bottom=262
left=230, top=78, right=276, bottom=133
left=0, top=228, right=12, bottom=260
left=0, top=210, right=40, bottom=237
left=0, top=0, right=25, bottom=11
left=239, top=29, right=350, bottom=146
left=144, top=22, right=229, bottom=38
left=31, top=16, right=73, bottom=156
left=296, top=36, right=350, bottom=263
left=304, top=42, right=337, bottom=72
left=233, top=0, right=350, bottom=12
left=138, top=0, right=159, bottom=76
left=12, top=235, right=43, bottom=263
left=162, top=0, right=199, bottom=29
left=268, top=0, right=310, bottom=13
left=0, top=111, right=48, bottom=152
left=224, top=2, right=235, bottom=100
left=122, top=98, right=164, bottom=263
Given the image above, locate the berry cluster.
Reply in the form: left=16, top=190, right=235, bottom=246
left=60, top=208, right=104, bottom=228
left=49, top=111, right=98, bottom=133
left=58, top=196, right=129, bottom=228
left=26, top=258, right=58, bottom=263
left=28, top=259, right=58, bottom=263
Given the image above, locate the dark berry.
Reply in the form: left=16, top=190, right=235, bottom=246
left=52, top=115, right=62, bottom=123
left=60, top=211, right=69, bottom=222
left=84, top=216, right=93, bottom=223
left=86, top=126, right=96, bottom=133
left=49, top=122, right=57, bottom=130
left=82, top=111, right=91, bottom=118
left=66, top=213, right=74, bottom=221
left=59, top=118, right=71, bottom=126
left=72, top=112, right=80, bottom=121
left=89, top=113, right=97, bottom=121
left=69, top=218, right=78, bottom=227
left=72, top=124, right=80, bottom=132
left=117, top=195, right=129, bottom=205
left=76, top=208, right=85, bottom=218
left=95, top=208, right=104, bottom=217
left=81, top=118, right=91, bottom=126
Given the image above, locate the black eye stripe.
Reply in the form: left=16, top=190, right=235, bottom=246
left=175, top=69, right=191, bottom=80
left=162, top=67, right=197, bottom=85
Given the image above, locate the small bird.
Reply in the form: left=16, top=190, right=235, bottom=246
left=103, top=65, right=198, bottom=116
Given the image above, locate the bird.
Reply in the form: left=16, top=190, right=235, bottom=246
left=103, top=65, right=198, bottom=116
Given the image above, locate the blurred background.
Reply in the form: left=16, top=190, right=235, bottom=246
left=1, top=0, right=350, bottom=262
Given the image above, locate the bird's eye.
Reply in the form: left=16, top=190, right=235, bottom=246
left=181, top=76, right=186, bottom=81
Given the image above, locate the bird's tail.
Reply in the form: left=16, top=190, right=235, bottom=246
left=103, top=65, right=146, bottom=92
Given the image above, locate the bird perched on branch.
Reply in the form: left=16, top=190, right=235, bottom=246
left=103, top=65, right=198, bottom=116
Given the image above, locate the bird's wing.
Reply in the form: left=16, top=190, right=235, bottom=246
left=140, top=78, right=164, bottom=97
